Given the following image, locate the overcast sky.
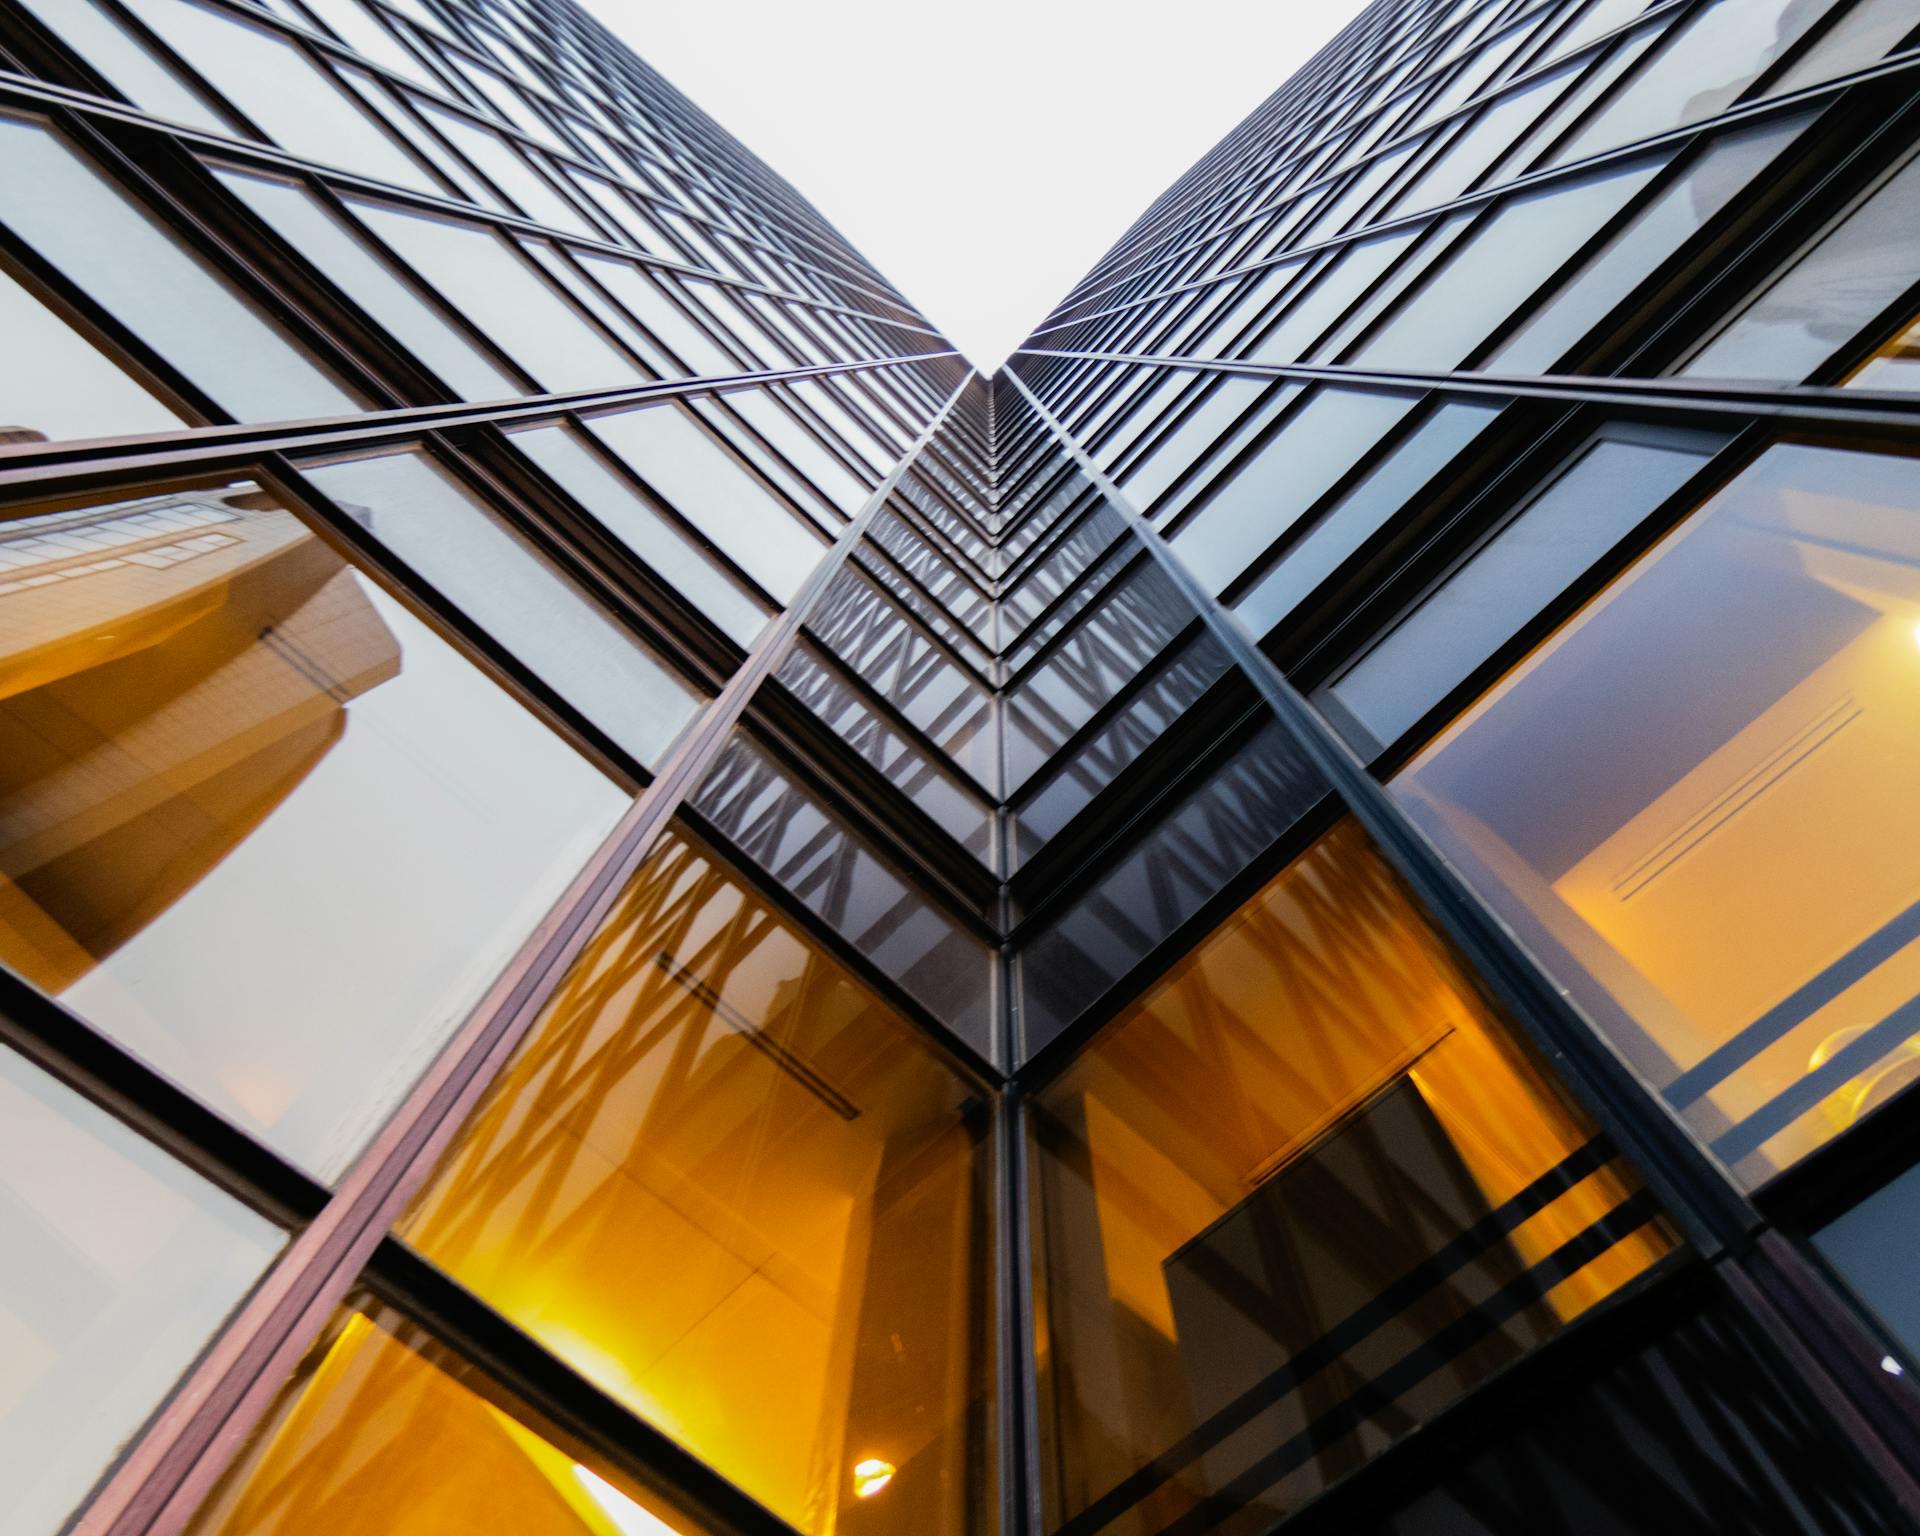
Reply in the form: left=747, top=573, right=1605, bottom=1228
left=577, top=0, right=1371, bottom=371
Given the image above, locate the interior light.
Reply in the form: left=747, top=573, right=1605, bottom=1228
left=852, top=1458, right=896, bottom=1498
left=1883, top=1355, right=1906, bottom=1377
left=572, top=1465, right=678, bottom=1536
left=1912, top=619, right=1920, bottom=651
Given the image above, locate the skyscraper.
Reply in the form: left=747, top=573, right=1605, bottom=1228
left=1, top=0, right=1918, bottom=1532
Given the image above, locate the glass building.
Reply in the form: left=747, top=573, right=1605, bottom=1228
left=2, top=0, right=1919, bottom=1531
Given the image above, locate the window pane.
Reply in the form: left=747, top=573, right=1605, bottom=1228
left=1030, top=819, right=1669, bottom=1532
left=1330, top=432, right=1714, bottom=750
left=0, top=263, right=186, bottom=442
left=587, top=401, right=829, bottom=604
left=400, top=827, right=996, bottom=1536
left=352, top=201, right=639, bottom=391
left=305, top=452, right=703, bottom=768
left=507, top=423, right=771, bottom=648
left=1391, top=443, right=1920, bottom=1187
left=186, top=1305, right=714, bottom=1535
left=1850, top=313, right=1920, bottom=391
left=1, top=1047, right=281, bottom=1536
left=16, top=0, right=231, bottom=133
left=140, top=0, right=439, bottom=194
left=1681, top=151, right=1920, bottom=384
left=0, top=116, right=360, bottom=423
left=0, top=479, right=628, bottom=1177
left=214, top=167, right=520, bottom=403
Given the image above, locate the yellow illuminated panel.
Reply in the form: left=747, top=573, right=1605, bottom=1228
left=400, top=828, right=994, bottom=1536
left=1030, top=820, right=1668, bottom=1532
left=186, top=1306, right=710, bottom=1535
left=1393, top=443, right=1920, bottom=1185
left=1848, top=314, right=1920, bottom=392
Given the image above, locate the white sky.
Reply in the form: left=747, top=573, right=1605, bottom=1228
left=577, top=0, right=1372, bottom=372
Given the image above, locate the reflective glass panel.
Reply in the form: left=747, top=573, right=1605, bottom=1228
left=1030, top=819, right=1670, bottom=1532
left=1393, top=444, right=1920, bottom=1187
left=0, top=263, right=186, bottom=443
left=1683, top=152, right=1920, bottom=385
left=1331, top=432, right=1714, bottom=750
left=1, top=1047, right=280, bottom=1536
left=305, top=452, right=702, bottom=768
left=401, top=827, right=996, bottom=1536
left=588, top=402, right=829, bottom=604
left=1816, top=1165, right=1920, bottom=1369
left=507, top=423, right=771, bottom=648
left=17, top=0, right=231, bottom=132
left=353, top=201, right=638, bottom=392
left=0, top=116, right=360, bottom=423
left=139, top=0, right=439, bottom=194
left=186, top=1304, right=714, bottom=1535
left=214, top=167, right=520, bottom=403
left=0, top=479, right=627, bottom=1177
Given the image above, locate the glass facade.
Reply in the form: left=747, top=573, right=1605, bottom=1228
left=3, top=0, right=1919, bottom=1533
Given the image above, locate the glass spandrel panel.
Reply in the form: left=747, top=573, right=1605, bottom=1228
left=1169, top=388, right=1421, bottom=595
left=1236, top=400, right=1506, bottom=638
left=1681, top=152, right=1920, bottom=385
left=17, top=0, right=232, bottom=133
left=351, top=201, right=639, bottom=391
left=508, top=423, right=771, bottom=648
left=0, top=479, right=628, bottom=1178
left=1350, top=157, right=1664, bottom=372
left=0, top=263, right=186, bottom=443
left=1391, top=443, right=1920, bottom=1188
left=1550, top=0, right=1833, bottom=166
left=1332, top=434, right=1712, bottom=750
left=587, top=401, right=829, bottom=604
left=185, top=1304, right=716, bottom=1536
left=0, top=1046, right=281, bottom=1536
left=400, top=826, right=996, bottom=1535
left=214, top=167, right=520, bottom=403
left=0, top=116, right=360, bottom=423
left=1489, top=114, right=1809, bottom=374
left=138, top=0, right=439, bottom=194
left=1029, top=819, right=1672, bottom=1532
left=305, top=452, right=702, bottom=768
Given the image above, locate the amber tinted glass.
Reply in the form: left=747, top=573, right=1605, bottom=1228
left=1392, top=443, right=1920, bottom=1188
left=401, top=827, right=995, bottom=1536
left=1029, top=819, right=1668, bottom=1534
left=186, top=1305, right=713, bottom=1535
left=0, top=479, right=627, bottom=1177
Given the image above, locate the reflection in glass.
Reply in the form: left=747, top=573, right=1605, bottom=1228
left=1030, top=820, right=1669, bottom=1533
left=1683, top=152, right=1920, bottom=385
left=1393, top=443, right=1920, bottom=1186
left=0, top=1046, right=281, bottom=1536
left=0, top=480, right=628, bottom=1176
left=1850, top=314, right=1920, bottom=392
left=402, top=828, right=996, bottom=1536
left=16, top=0, right=232, bottom=133
left=186, top=1304, right=713, bottom=1535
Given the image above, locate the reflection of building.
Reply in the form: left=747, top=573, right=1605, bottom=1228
left=5, top=0, right=1920, bottom=1535
left=0, top=487, right=399, bottom=991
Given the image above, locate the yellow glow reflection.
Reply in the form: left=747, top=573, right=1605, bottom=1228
left=851, top=1458, right=895, bottom=1499
left=573, top=1466, right=678, bottom=1536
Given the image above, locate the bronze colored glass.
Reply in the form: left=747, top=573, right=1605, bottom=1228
left=401, top=827, right=995, bottom=1536
left=187, top=1304, right=713, bottom=1535
left=1029, top=819, right=1668, bottom=1534
left=1392, top=443, right=1920, bottom=1186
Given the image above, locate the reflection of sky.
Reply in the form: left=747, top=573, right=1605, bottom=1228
left=64, top=575, right=628, bottom=1179
left=0, top=267, right=182, bottom=443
